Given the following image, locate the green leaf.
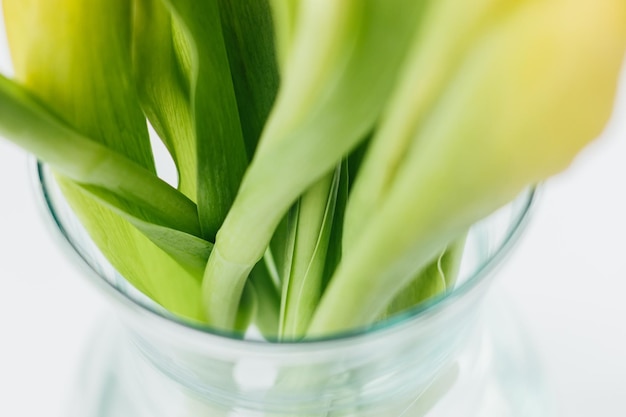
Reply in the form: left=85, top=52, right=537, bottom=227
left=379, top=238, right=466, bottom=320
left=217, top=0, right=280, bottom=158
left=0, top=75, right=202, bottom=238
left=132, top=0, right=198, bottom=201
left=56, top=178, right=205, bottom=321
left=233, top=283, right=257, bottom=335
left=267, top=214, right=292, bottom=288
left=78, top=183, right=212, bottom=276
left=321, top=161, right=349, bottom=291
left=3, top=0, right=155, bottom=170
left=279, top=165, right=341, bottom=339
left=248, top=261, right=281, bottom=338
left=160, top=0, right=249, bottom=240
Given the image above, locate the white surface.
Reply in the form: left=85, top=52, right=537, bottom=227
left=498, top=80, right=626, bottom=416
left=0, top=19, right=625, bottom=417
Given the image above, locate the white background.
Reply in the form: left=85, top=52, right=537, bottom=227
left=0, top=16, right=625, bottom=417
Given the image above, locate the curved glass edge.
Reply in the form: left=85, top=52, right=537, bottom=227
left=33, top=161, right=537, bottom=347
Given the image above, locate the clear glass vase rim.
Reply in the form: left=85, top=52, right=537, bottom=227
left=35, top=161, right=537, bottom=348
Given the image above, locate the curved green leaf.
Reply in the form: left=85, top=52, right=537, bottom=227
left=279, top=165, right=341, bottom=339
left=3, top=0, right=154, bottom=170
left=160, top=0, right=248, bottom=240
left=379, top=238, right=466, bottom=321
left=217, top=0, right=279, bottom=158
left=57, top=177, right=205, bottom=321
left=132, top=0, right=198, bottom=201
left=0, top=76, right=201, bottom=238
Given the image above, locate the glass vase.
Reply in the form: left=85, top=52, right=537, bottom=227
left=36, top=163, right=547, bottom=417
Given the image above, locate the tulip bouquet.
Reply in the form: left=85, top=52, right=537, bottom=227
left=0, top=0, right=625, bottom=341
